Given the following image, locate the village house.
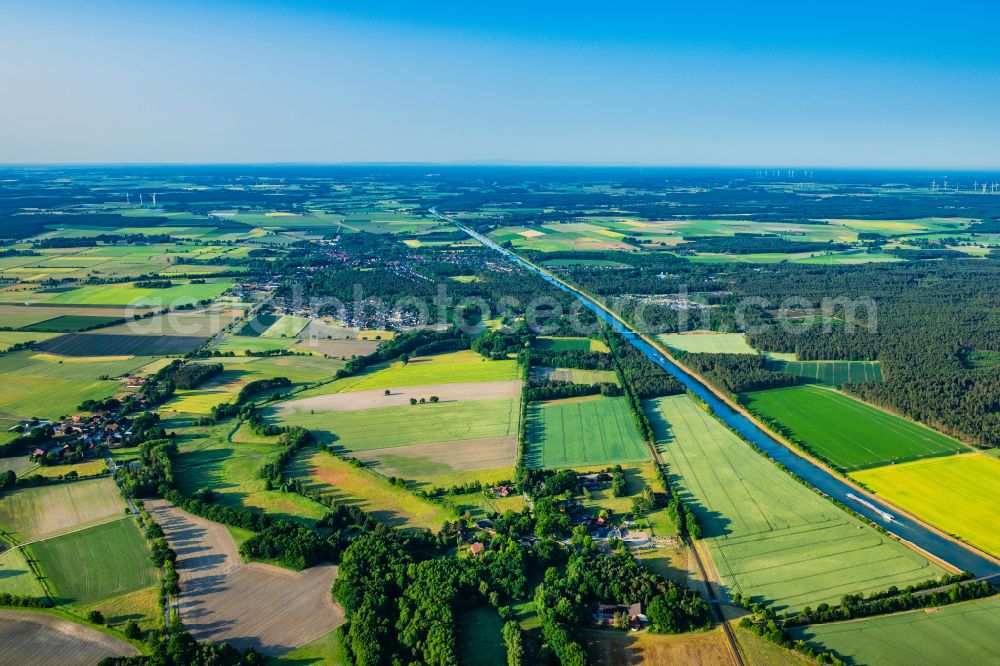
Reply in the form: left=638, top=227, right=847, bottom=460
left=592, top=602, right=646, bottom=630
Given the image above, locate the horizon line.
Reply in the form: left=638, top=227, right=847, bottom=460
left=1, top=161, right=1000, bottom=172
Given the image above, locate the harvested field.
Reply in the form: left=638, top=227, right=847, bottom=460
left=583, top=626, right=732, bottom=665
left=286, top=450, right=452, bottom=531
left=274, top=380, right=521, bottom=413
left=211, top=335, right=296, bottom=355
left=297, top=338, right=380, bottom=357
left=35, top=333, right=208, bottom=356
left=350, top=436, right=518, bottom=479
left=524, top=396, right=648, bottom=468
left=742, top=385, right=964, bottom=470
left=0, top=477, right=125, bottom=541
left=0, top=609, right=140, bottom=665
left=0, top=331, right=60, bottom=350
left=32, top=518, right=157, bottom=603
left=647, top=394, right=944, bottom=611
left=146, top=500, right=344, bottom=655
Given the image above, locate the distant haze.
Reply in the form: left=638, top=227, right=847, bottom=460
left=3, top=0, right=1000, bottom=168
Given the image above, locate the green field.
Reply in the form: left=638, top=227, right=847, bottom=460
left=211, top=335, right=297, bottom=355
left=658, top=332, right=758, bottom=355
left=532, top=366, right=620, bottom=385
left=0, top=477, right=126, bottom=541
left=647, top=394, right=943, bottom=610
left=741, top=385, right=964, bottom=470
left=535, top=336, right=609, bottom=353
left=851, top=454, right=1000, bottom=558
left=791, top=597, right=1000, bottom=666
left=524, top=396, right=649, bottom=468
left=44, top=280, right=232, bottom=307
left=32, top=518, right=158, bottom=603
left=345, top=351, right=518, bottom=391
left=273, top=398, right=519, bottom=451
left=285, top=450, right=453, bottom=532
left=0, top=547, right=46, bottom=597
left=0, top=331, right=60, bottom=350
left=767, top=359, right=882, bottom=387
left=171, top=419, right=330, bottom=525
left=456, top=607, right=506, bottom=666
left=261, top=315, right=311, bottom=338
left=21, top=315, right=123, bottom=332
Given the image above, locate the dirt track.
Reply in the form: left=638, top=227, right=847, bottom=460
left=146, top=500, right=344, bottom=655
left=275, top=380, right=521, bottom=414
left=0, top=609, right=139, bottom=665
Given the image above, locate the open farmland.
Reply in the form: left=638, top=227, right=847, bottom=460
left=274, top=398, right=519, bottom=451
left=261, top=314, right=311, bottom=338
left=0, top=610, right=140, bottom=664
left=790, top=596, right=1000, bottom=666
left=147, top=500, right=344, bottom=655
left=530, top=366, right=620, bottom=385
left=211, top=335, right=297, bottom=355
left=0, top=375, right=118, bottom=421
left=584, top=626, right=734, bottom=666
left=658, top=331, right=758, bottom=355
left=766, top=358, right=883, bottom=387
left=0, top=331, right=60, bottom=350
left=0, top=477, right=125, bottom=541
left=32, top=518, right=157, bottom=603
left=0, top=547, right=46, bottom=597
left=742, top=385, right=964, bottom=470
left=344, top=350, right=518, bottom=391
left=648, top=394, right=944, bottom=610
left=35, top=332, right=207, bottom=356
left=851, top=454, right=1000, bottom=557
left=535, top=336, right=610, bottom=353
left=286, top=450, right=453, bottom=530
left=524, top=395, right=648, bottom=468
left=171, top=420, right=330, bottom=523
left=21, top=315, right=123, bottom=332
left=91, top=304, right=247, bottom=337
left=162, top=354, right=344, bottom=413
left=44, top=279, right=232, bottom=307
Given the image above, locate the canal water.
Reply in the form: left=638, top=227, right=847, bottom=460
left=434, top=208, right=1000, bottom=578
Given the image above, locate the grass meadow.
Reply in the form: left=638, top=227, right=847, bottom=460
left=790, top=596, right=1000, bottom=666
left=274, top=398, right=519, bottom=450
left=0, top=547, right=46, bottom=597
left=524, top=396, right=648, bottom=468
left=0, top=477, right=125, bottom=541
left=742, top=385, right=964, bottom=470
left=344, top=350, right=518, bottom=391
left=285, top=450, right=452, bottom=531
left=33, top=518, right=157, bottom=603
left=45, top=280, right=232, bottom=307
left=657, top=331, right=758, bottom=355
left=647, top=394, right=943, bottom=610
left=767, top=359, right=883, bottom=387
left=851, top=453, right=1000, bottom=557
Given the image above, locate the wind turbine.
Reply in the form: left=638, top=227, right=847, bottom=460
left=139, top=193, right=144, bottom=207
left=151, top=193, right=157, bottom=208
left=126, top=192, right=131, bottom=206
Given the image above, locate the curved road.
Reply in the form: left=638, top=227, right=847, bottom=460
left=429, top=206, right=1000, bottom=580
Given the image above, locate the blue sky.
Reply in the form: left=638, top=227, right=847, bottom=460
left=3, top=1, right=999, bottom=167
